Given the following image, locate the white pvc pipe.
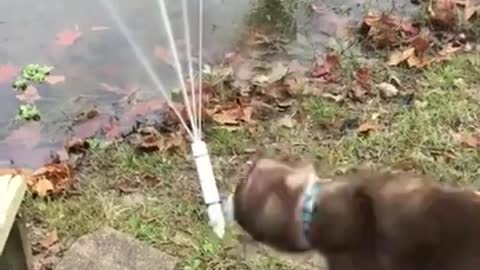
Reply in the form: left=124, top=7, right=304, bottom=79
left=191, top=140, right=225, bottom=238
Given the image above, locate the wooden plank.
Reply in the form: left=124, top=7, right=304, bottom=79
left=0, top=175, right=27, bottom=254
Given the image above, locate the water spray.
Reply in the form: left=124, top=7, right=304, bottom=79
left=190, top=0, right=226, bottom=238
left=101, top=0, right=226, bottom=238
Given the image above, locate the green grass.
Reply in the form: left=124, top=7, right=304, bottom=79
left=322, top=53, right=480, bottom=181
left=207, top=127, right=253, bottom=156
left=22, top=143, right=294, bottom=270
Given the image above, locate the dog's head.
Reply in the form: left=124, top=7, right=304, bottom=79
left=223, top=157, right=320, bottom=252
left=223, top=158, right=381, bottom=253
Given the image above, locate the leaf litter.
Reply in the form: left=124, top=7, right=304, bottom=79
left=55, top=26, right=82, bottom=47
left=361, top=10, right=469, bottom=69
left=27, top=162, right=75, bottom=197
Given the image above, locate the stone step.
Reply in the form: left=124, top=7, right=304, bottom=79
left=55, top=227, right=178, bottom=270
left=0, top=174, right=27, bottom=253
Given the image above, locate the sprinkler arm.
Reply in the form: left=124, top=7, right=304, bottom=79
left=191, top=140, right=225, bottom=238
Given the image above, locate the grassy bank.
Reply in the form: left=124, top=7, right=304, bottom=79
left=22, top=51, right=480, bottom=269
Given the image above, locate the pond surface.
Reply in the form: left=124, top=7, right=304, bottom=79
left=0, top=0, right=417, bottom=168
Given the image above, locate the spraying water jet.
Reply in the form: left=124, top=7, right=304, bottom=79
left=100, top=0, right=226, bottom=238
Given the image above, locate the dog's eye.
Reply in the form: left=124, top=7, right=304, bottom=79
left=239, top=160, right=257, bottom=184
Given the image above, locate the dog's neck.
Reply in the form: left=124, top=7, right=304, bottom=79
left=294, top=173, right=323, bottom=249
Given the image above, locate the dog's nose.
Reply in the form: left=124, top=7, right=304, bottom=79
left=220, top=192, right=235, bottom=224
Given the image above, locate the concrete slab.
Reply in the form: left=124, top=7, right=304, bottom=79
left=55, top=227, right=178, bottom=270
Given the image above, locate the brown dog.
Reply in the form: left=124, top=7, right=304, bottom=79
left=224, top=158, right=480, bottom=270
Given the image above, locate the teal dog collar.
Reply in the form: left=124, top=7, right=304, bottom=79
left=301, top=181, right=322, bottom=240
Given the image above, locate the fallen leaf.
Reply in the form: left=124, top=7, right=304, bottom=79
left=387, top=47, right=415, bottom=66
left=55, top=29, right=82, bottom=46
left=208, top=104, right=254, bottom=126
left=16, top=85, right=41, bottom=103
left=278, top=115, right=295, bottom=128
left=358, top=122, right=378, bottom=134
left=377, top=82, right=399, bottom=98
left=464, top=0, right=480, bottom=21
left=90, top=26, right=110, bottom=31
left=251, top=62, right=287, bottom=85
left=154, top=46, right=175, bottom=68
left=354, top=67, right=370, bottom=88
left=132, top=127, right=165, bottom=153
left=143, top=174, right=160, bottom=188
left=311, top=53, right=339, bottom=82
left=252, top=74, right=269, bottom=84
left=351, top=67, right=370, bottom=99
left=429, top=0, right=457, bottom=28
left=130, top=127, right=186, bottom=154
left=114, top=179, right=138, bottom=194
left=352, top=82, right=368, bottom=99
left=0, top=64, right=18, bottom=84
left=65, top=137, right=88, bottom=154
left=267, top=62, right=289, bottom=83
left=39, top=230, right=59, bottom=249
left=409, top=34, right=431, bottom=54
left=45, top=75, right=66, bottom=85
left=28, top=163, right=74, bottom=197
left=458, top=132, right=480, bottom=148
left=407, top=54, right=432, bottom=68
left=361, top=12, right=410, bottom=48
left=32, top=178, right=54, bottom=197
left=400, top=20, right=419, bottom=36
left=437, top=43, right=463, bottom=56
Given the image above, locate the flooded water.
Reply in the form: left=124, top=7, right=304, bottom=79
left=0, top=0, right=417, bottom=168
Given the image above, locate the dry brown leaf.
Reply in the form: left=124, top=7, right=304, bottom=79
left=209, top=105, right=254, bottom=126
left=33, top=178, right=54, bottom=197
left=407, top=54, right=432, bottom=68
left=352, top=81, right=368, bottom=99
left=354, top=67, right=370, bottom=88
left=154, top=46, right=176, bottom=68
left=409, top=34, right=431, bottom=54
left=387, top=47, right=415, bottom=66
left=278, top=115, right=295, bottom=128
left=16, top=85, right=41, bottom=103
left=377, top=82, right=399, bottom=98
left=65, top=137, right=88, bottom=154
left=358, top=122, right=378, bottom=134
left=464, top=0, right=480, bottom=20
left=39, top=230, right=59, bottom=249
left=459, top=132, right=480, bottom=148
left=311, top=53, right=340, bottom=82
left=28, top=163, right=74, bottom=197
left=437, top=43, right=463, bottom=56
left=429, top=0, right=457, bottom=27
left=361, top=12, right=415, bottom=48
left=45, top=75, right=66, bottom=85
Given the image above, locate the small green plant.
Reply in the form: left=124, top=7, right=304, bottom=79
left=22, top=64, right=52, bottom=82
left=12, top=78, right=28, bottom=90
left=17, top=104, right=40, bottom=121
left=87, top=138, right=107, bottom=150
